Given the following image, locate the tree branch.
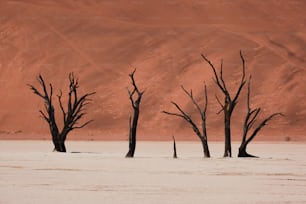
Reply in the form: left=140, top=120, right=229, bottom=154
left=232, top=51, right=246, bottom=104
left=246, top=113, right=284, bottom=144
left=39, top=110, right=49, bottom=122
left=203, top=83, right=208, bottom=114
left=201, top=54, right=227, bottom=94
left=72, top=119, right=94, bottom=129
left=180, top=85, right=202, bottom=117
left=162, top=110, right=186, bottom=120
left=57, top=90, right=66, bottom=124
left=219, top=59, right=228, bottom=95
left=163, top=101, right=202, bottom=139
left=242, top=75, right=284, bottom=146
left=215, top=94, right=225, bottom=115
left=127, top=69, right=144, bottom=109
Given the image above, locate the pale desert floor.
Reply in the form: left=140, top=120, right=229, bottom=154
left=0, top=141, right=306, bottom=204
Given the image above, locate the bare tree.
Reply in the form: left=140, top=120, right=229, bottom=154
left=173, top=135, right=178, bottom=159
left=163, top=85, right=210, bottom=158
left=238, top=76, right=283, bottom=157
left=125, top=69, right=144, bottom=158
left=201, top=51, right=246, bottom=157
left=28, top=73, right=95, bottom=152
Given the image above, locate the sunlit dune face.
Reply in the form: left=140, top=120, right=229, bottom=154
left=0, top=0, right=305, bottom=141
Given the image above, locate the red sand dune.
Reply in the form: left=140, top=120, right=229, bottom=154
left=0, top=0, right=305, bottom=141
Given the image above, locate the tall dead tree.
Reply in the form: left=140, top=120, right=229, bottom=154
left=201, top=51, right=246, bottom=157
left=125, top=69, right=144, bottom=158
left=163, top=85, right=210, bottom=158
left=28, top=73, right=95, bottom=152
left=238, top=76, right=283, bottom=157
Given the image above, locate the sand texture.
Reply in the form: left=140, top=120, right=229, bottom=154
left=0, top=1, right=305, bottom=141
left=1, top=141, right=306, bottom=203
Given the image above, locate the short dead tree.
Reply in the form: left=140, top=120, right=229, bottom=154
left=172, top=135, right=178, bottom=159
left=238, top=76, right=283, bottom=157
left=163, top=85, right=210, bottom=158
left=201, top=51, right=246, bottom=157
left=125, top=69, right=144, bottom=158
left=28, top=73, right=95, bottom=152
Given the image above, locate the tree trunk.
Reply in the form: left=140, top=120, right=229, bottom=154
left=201, top=137, right=210, bottom=158
left=52, top=138, right=60, bottom=152
left=125, top=136, right=135, bottom=157
left=58, top=139, right=66, bottom=152
left=50, top=126, right=60, bottom=152
left=224, top=117, right=232, bottom=157
left=52, top=135, right=66, bottom=152
left=126, top=108, right=139, bottom=158
left=238, top=143, right=256, bottom=157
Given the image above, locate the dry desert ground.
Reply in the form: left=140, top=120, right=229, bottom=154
left=0, top=140, right=306, bottom=204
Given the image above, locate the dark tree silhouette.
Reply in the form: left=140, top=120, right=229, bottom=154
left=201, top=51, right=246, bottom=157
left=163, top=85, right=210, bottom=158
left=28, top=73, right=95, bottom=152
left=238, top=76, right=283, bottom=157
left=173, top=135, right=178, bottom=159
left=125, top=69, right=144, bottom=158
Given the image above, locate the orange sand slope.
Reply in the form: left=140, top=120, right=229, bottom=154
left=0, top=1, right=305, bottom=141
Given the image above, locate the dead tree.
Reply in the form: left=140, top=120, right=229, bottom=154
left=28, top=73, right=95, bottom=152
left=163, top=85, right=210, bottom=158
left=201, top=51, right=246, bottom=157
left=125, top=69, right=144, bottom=158
left=173, top=135, right=178, bottom=159
left=238, top=76, right=283, bottom=157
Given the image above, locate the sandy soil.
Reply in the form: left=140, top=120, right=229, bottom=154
left=0, top=1, right=306, bottom=141
left=1, top=141, right=306, bottom=204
